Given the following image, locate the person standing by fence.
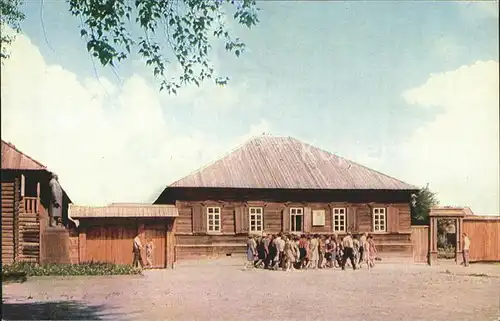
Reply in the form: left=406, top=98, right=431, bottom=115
left=132, top=228, right=145, bottom=269
left=462, top=233, right=471, bottom=267
left=145, top=238, right=154, bottom=268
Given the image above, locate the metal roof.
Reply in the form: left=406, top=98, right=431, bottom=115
left=69, top=204, right=179, bottom=218
left=1, top=140, right=47, bottom=170
left=169, top=136, right=417, bottom=190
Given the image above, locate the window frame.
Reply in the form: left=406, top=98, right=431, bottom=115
left=332, top=207, right=347, bottom=233
left=372, top=207, right=387, bottom=233
left=290, top=207, right=304, bottom=233
left=206, top=206, right=221, bottom=233
left=249, top=207, right=264, bottom=233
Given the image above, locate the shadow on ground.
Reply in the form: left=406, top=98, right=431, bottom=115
left=1, top=300, right=119, bottom=320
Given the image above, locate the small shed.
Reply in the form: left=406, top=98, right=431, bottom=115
left=69, top=203, right=178, bottom=268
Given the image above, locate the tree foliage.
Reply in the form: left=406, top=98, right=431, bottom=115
left=1, top=0, right=259, bottom=93
left=0, top=0, right=25, bottom=61
left=411, top=184, right=439, bottom=224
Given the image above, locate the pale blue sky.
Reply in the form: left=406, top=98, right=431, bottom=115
left=2, top=1, right=499, bottom=213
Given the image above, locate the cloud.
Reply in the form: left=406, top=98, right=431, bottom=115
left=458, top=1, right=499, bottom=20
left=1, top=33, right=271, bottom=206
left=398, top=60, right=499, bottom=214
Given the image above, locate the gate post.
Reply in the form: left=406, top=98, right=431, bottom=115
left=429, top=216, right=438, bottom=266
left=456, top=217, right=463, bottom=265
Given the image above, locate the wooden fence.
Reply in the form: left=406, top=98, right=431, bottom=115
left=411, top=217, right=500, bottom=264
left=463, top=217, right=500, bottom=262
left=411, top=225, right=429, bottom=264
left=69, top=219, right=176, bottom=268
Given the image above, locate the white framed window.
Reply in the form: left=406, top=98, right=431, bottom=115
left=290, top=207, right=303, bottom=232
left=373, top=207, right=386, bottom=232
left=332, top=208, right=346, bottom=233
left=207, top=207, right=221, bottom=233
left=249, top=207, right=263, bottom=232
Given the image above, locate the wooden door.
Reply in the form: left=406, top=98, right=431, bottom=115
left=144, top=227, right=166, bottom=268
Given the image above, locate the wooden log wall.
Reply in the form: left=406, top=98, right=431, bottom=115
left=17, top=197, right=40, bottom=263
left=463, top=218, right=500, bottom=262
left=175, top=234, right=247, bottom=260
left=1, top=178, right=19, bottom=265
left=175, top=201, right=413, bottom=261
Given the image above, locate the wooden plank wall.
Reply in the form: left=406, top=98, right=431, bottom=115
left=166, top=220, right=176, bottom=268
left=463, top=218, right=500, bottom=262
left=79, top=218, right=174, bottom=267
left=68, top=229, right=80, bottom=264
left=144, top=225, right=166, bottom=268
left=411, top=226, right=429, bottom=264
left=85, top=227, right=137, bottom=265
left=1, top=179, right=17, bottom=264
left=40, top=228, right=71, bottom=264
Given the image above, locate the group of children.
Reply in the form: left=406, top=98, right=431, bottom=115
left=245, top=232, right=378, bottom=271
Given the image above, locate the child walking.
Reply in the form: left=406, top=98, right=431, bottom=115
left=145, top=238, right=154, bottom=268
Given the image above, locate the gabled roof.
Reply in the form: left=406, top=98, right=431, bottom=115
left=1, top=140, right=47, bottom=170
left=1, top=140, right=73, bottom=203
left=168, top=136, right=417, bottom=190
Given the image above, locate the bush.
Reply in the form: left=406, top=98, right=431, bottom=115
left=2, top=271, right=27, bottom=283
left=2, top=262, right=141, bottom=277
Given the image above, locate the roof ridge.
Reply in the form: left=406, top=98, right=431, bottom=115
left=167, top=135, right=263, bottom=187
left=289, top=137, right=418, bottom=190
left=1, top=140, right=47, bottom=170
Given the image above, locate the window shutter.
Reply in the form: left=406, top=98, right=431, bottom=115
left=282, top=207, right=290, bottom=233
left=242, top=206, right=250, bottom=233
left=347, top=206, right=355, bottom=233
left=388, top=206, right=397, bottom=233
left=303, top=207, right=311, bottom=233
left=220, top=207, right=224, bottom=233
left=352, top=206, right=358, bottom=232
left=192, top=205, right=202, bottom=234
left=201, top=206, right=207, bottom=233
left=235, top=206, right=243, bottom=234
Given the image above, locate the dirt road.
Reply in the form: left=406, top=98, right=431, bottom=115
left=3, top=259, right=499, bottom=320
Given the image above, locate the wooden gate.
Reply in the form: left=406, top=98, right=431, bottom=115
left=411, top=225, right=429, bottom=263
left=85, top=227, right=136, bottom=264
left=144, top=226, right=166, bottom=269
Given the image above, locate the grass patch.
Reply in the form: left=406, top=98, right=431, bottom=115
left=2, top=271, right=28, bottom=283
left=2, top=262, right=141, bottom=278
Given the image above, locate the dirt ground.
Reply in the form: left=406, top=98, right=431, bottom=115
left=2, top=258, right=500, bottom=321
